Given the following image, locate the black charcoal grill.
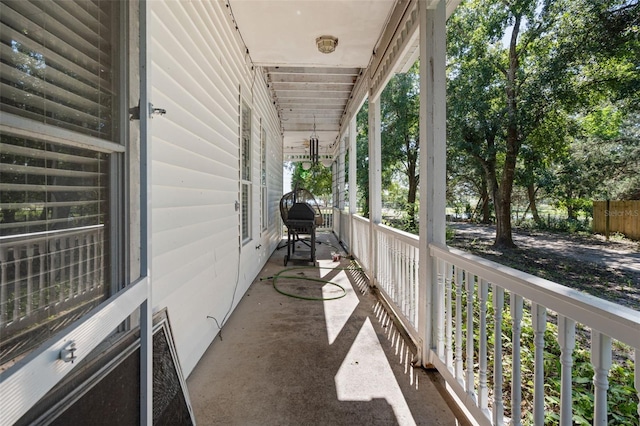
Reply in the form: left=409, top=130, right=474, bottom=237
left=279, top=187, right=323, bottom=265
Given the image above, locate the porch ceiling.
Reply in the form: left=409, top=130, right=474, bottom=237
left=228, top=0, right=397, bottom=157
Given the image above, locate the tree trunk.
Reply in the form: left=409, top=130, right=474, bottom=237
left=527, top=183, right=541, bottom=224
left=407, top=182, right=417, bottom=229
left=494, top=156, right=517, bottom=248
left=480, top=175, right=491, bottom=224
left=567, top=203, right=576, bottom=221
left=406, top=158, right=417, bottom=230
left=493, top=14, right=523, bottom=249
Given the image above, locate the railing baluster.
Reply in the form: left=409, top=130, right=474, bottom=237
left=446, top=264, right=453, bottom=370
left=532, top=303, right=546, bottom=426
left=454, top=267, right=463, bottom=382
left=412, top=247, right=418, bottom=327
left=14, top=246, right=22, bottom=321
left=84, top=234, right=91, bottom=291
left=38, top=242, right=45, bottom=308
left=465, top=273, right=475, bottom=399
left=478, top=278, right=489, bottom=413
left=26, top=246, right=34, bottom=316
left=511, top=294, right=523, bottom=426
left=397, top=238, right=401, bottom=304
left=558, top=315, right=576, bottom=426
left=409, top=246, right=413, bottom=321
left=437, top=259, right=446, bottom=358
left=49, top=240, right=57, bottom=303
left=93, top=231, right=99, bottom=287
left=48, top=238, right=59, bottom=304
left=591, top=331, right=612, bottom=426
left=99, top=229, right=104, bottom=287
left=387, top=236, right=392, bottom=295
left=78, top=234, right=85, bottom=293
left=59, top=239, right=67, bottom=303
left=1, top=247, right=7, bottom=325
left=400, top=241, right=404, bottom=313
left=69, top=237, right=76, bottom=298
left=492, top=285, right=504, bottom=425
left=64, top=237, right=72, bottom=299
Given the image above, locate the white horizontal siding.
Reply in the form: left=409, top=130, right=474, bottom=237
left=150, top=0, right=282, bottom=375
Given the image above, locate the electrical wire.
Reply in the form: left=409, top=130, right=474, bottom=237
left=207, top=239, right=242, bottom=340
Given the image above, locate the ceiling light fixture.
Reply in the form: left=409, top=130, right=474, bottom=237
left=316, top=35, right=338, bottom=54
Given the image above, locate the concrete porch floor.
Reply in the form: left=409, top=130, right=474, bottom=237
left=187, top=232, right=470, bottom=426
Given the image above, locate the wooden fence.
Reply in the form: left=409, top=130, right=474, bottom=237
left=592, top=200, right=640, bottom=240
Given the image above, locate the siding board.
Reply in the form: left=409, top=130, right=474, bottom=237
left=151, top=0, right=282, bottom=375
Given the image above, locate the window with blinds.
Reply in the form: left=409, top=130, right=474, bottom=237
left=261, top=124, right=267, bottom=232
left=0, top=0, right=119, bottom=140
left=0, top=0, right=120, bottom=367
left=240, top=100, right=251, bottom=243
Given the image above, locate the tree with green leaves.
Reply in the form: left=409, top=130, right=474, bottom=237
left=380, top=63, right=421, bottom=229
left=448, top=0, right=572, bottom=248
left=447, top=0, right=639, bottom=246
left=356, top=102, right=370, bottom=217
left=290, top=162, right=333, bottom=205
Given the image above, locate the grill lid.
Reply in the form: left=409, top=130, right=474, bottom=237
left=288, top=203, right=316, bottom=221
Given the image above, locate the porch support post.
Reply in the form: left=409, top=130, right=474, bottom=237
left=348, top=115, right=357, bottom=253
left=368, top=94, right=382, bottom=285
left=338, top=135, right=346, bottom=211
left=418, top=0, right=447, bottom=366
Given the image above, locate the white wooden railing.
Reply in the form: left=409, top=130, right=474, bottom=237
left=430, top=244, right=640, bottom=425
left=375, top=223, right=420, bottom=341
left=347, top=212, right=640, bottom=425
left=332, top=207, right=341, bottom=238
left=339, top=209, right=351, bottom=250
left=317, top=209, right=334, bottom=231
left=0, top=225, right=106, bottom=341
left=351, top=215, right=371, bottom=272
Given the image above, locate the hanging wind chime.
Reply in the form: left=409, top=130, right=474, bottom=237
left=309, top=116, right=319, bottom=166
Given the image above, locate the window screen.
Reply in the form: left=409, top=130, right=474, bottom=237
left=240, top=100, right=251, bottom=242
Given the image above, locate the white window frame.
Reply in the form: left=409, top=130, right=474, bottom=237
left=240, top=95, right=252, bottom=245
left=260, top=121, right=268, bottom=233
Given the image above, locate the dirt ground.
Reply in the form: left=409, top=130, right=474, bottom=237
left=448, top=222, right=640, bottom=310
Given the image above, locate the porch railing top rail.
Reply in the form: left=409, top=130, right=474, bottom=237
left=0, top=224, right=104, bottom=245
left=352, top=214, right=370, bottom=225
left=430, top=243, right=640, bottom=348
left=377, top=222, right=419, bottom=246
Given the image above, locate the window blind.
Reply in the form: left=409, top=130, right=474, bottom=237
left=0, top=134, right=109, bottom=236
left=0, top=0, right=118, bottom=141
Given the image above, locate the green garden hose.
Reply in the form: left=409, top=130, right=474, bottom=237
left=262, top=265, right=361, bottom=301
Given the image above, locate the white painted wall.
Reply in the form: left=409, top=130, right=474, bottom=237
left=149, top=0, right=282, bottom=375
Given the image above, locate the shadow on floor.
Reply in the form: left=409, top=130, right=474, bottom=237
left=187, top=233, right=470, bottom=426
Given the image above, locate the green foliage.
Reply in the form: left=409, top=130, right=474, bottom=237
left=381, top=63, right=421, bottom=227
left=356, top=102, right=370, bottom=216
left=290, top=162, right=332, bottom=204
left=519, top=216, right=592, bottom=234
left=447, top=0, right=640, bottom=235
left=582, top=107, right=624, bottom=141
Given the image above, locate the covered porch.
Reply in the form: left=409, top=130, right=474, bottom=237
left=1, top=0, right=640, bottom=424
left=188, top=232, right=469, bottom=425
